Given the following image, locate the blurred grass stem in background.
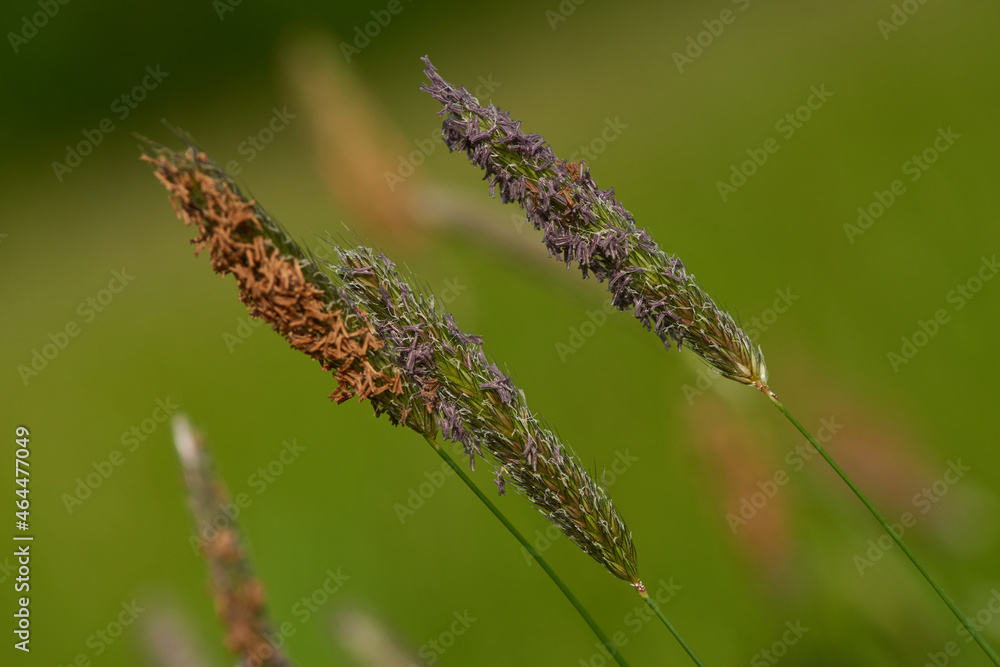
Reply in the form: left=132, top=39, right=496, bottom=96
left=172, top=414, right=291, bottom=667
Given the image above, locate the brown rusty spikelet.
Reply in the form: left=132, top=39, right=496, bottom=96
left=145, top=149, right=393, bottom=404
left=140, top=139, right=432, bottom=435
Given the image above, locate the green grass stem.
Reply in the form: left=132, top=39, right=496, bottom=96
left=424, top=435, right=632, bottom=667
left=767, top=393, right=1000, bottom=666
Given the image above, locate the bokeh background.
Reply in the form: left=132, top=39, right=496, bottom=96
left=3, top=0, right=1000, bottom=665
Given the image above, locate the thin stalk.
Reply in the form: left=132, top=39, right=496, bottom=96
left=767, top=393, right=1000, bottom=666
left=423, top=435, right=631, bottom=667
left=639, top=592, right=706, bottom=667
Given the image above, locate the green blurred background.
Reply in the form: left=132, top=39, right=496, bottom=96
left=2, top=0, right=999, bottom=665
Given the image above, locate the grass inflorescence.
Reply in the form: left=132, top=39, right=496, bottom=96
left=421, top=56, right=767, bottom=389
left=333, top=244, right=639, bottom=584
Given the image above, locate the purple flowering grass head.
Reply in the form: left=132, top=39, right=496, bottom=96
left=421, top=57, right=769, bottom=391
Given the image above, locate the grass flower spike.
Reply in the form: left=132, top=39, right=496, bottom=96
left=421, top=57, right=767, bottom=389
left=140, top=136, right=638, bottom=586
left=334, top=245, right=639, bottom=584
